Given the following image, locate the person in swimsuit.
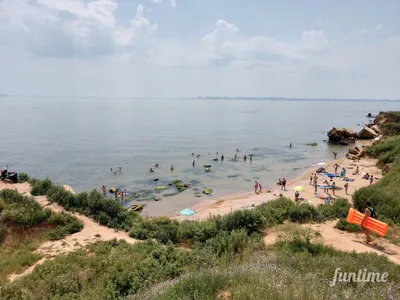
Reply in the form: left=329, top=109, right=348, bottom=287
left=149, top=168, right=154, bottom=172
left=170, top=165, right=174, bottom=172
left=254, top=181, right=259, bottom=194
left=192, top=160, right=195, bottom=167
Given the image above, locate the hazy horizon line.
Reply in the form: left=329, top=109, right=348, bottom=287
left=1, top=94, right=400, bottom=102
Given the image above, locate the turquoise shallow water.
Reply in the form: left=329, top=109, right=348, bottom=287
left=0, top=97, right=398, bottom=216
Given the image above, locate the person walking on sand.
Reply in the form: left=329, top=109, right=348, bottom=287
left=331, top=181, right=336, bottom=196
left=370, top=175, right=374, bottom=185
left=314, top=182, right=318, bottom=194
left=333, top=152, right=337, bottom=160
left=259, top=183, right=262, bottom=193
left=309, top=173, right=313, bottom=185
left=361, top=202, right=376, bottom=243
left=334, top=163, right=339, bottom=174
left=281, top=178, right=287, bottom=191
left=254, top=181, right=259, bottom=194
left=344, top=182, right=349, bottom=195
left=313, top=173, right=318, bottom=186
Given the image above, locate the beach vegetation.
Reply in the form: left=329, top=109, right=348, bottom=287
left=317, top=198, right=351, bottom=220
left=0, top=189, right=83, bottom=281
left=366, top=135, right=400, bottom=167
left=334, top=219, right=360, bottom=233
left=17, top=172, right=30, bottom=183
left=353, top=161, right=400, bottom=224
left=30, top=178, right=54, bottom=196
left=3, top=226, right=398, bottom=300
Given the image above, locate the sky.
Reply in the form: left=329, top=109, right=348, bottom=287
left=0, top=0, right=399, bottom=99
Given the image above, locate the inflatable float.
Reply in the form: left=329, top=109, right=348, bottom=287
left=346, top=208, right=388, bottom=237
left=203, top=164, right=211, bottom=168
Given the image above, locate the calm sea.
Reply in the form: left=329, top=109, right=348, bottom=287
left=1, top=97, right=398, bottom=216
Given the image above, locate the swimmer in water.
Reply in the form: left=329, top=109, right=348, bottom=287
left=196, top=154, right=200, bottom=158
left=170, top=165, right=174, bottom=172
left=149, top=168, right=154, bottom=172
left=154, top=163, right=159, bottom=168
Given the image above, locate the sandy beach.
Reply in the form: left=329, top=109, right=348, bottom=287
left=173, top=140, right=382, bottom=221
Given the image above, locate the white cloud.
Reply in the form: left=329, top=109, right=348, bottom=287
left=0, top=0, right=156, bottom=56
left=0, top=2, right=398, bottom=99
left=151, top=0, right=177, bottom=7
left=361, top=22, right=384, bottom=34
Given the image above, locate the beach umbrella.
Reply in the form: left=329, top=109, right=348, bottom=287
left=317, top=162, right=326, bottom=166
left=293, top=186, right=305, bottom=191
left=180, top=209, right=195, bottom=216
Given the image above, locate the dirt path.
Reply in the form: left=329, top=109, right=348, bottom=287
left=0, top=181, right=137, bottom=281
left=263, top=221, right=400, bottom=265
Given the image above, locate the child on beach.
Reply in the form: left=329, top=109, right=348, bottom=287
left=370, top=175, right=374, bottom=185
left=309, top=173, right=313, bottom=185
left=259, top=183, right=262, bottom=193
left=294, top=191, right=299, bottom=202
left=334, top=163, right=339, bottom=174
left=344, top=182, right=349, bottom=194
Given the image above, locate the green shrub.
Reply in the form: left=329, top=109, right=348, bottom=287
left=31, top=178, right=54, bottom=196
left=17, top=173, right=30, bottom=183
left=0, top=224, right=7, bottom=244
left=334, top=219, right=360, bottom=233
left=317, top=198, right=351, bottom=220
left=288, top=203, right=323, bottom=223
left=214, top=209, right=264, bottom=234
left=353, top=162, right=400, bottom=224
left=130, top=217, right=180, bottom=244
left=202, top=229, right=263, bottom=257
left=256, top=197, right=294, bottom=226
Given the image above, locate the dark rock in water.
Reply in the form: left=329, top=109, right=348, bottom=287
left=162, top=192, right=178, bottom=198
left=153, top=178, right=159, bottom=181
left=227, top=174, right=240, bottom=178
left=327, top=127, right=357, bottom=145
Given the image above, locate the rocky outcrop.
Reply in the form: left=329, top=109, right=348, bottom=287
left=346, top=146, right=366, bottom=160
left=346, top=153, right=359, bottom=161
left=358, top=126, right=379, bottom=139
left=327, top=127, right=357, bottom=145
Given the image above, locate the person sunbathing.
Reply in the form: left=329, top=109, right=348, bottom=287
left=363, top=173, right=370, bottom=179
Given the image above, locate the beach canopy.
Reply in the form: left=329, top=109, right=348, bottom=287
left=180, top=209, right=195, bottom=216
left=293, top=186, right=305, bottom=191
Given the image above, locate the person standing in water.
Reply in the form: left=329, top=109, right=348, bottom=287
left=333, top=152, right=337, bottom=160
left=244, top=154, right=247, bottom=161
left=221, top=154, right=224, bottom=161
left=170, top=165, right=174, bottom=172
left=102, top=185, right=106, bottom=196
left=258, top=183, right=262, bottom=194
left=250, top=155, right=253, bottom=162
left=290, top=143, right=292, bottom=148
left=192, top=160, right=195, bottom=167
left=254, top=181, right=259, bottom=193
left=281, top=178, right=287, bottom=191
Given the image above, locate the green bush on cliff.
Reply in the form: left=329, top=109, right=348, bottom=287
left=46, top=185, right=141, bottom=230
left=366, top=135, right=400, bottom=167
left=17, top=173, right=30, bottom=183
left=30, top=178, right=54, bottom=196
left=317, top=198, right=351, bottom=220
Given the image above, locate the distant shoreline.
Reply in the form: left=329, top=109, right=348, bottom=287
left=2, top=94, right=400, bottom=102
